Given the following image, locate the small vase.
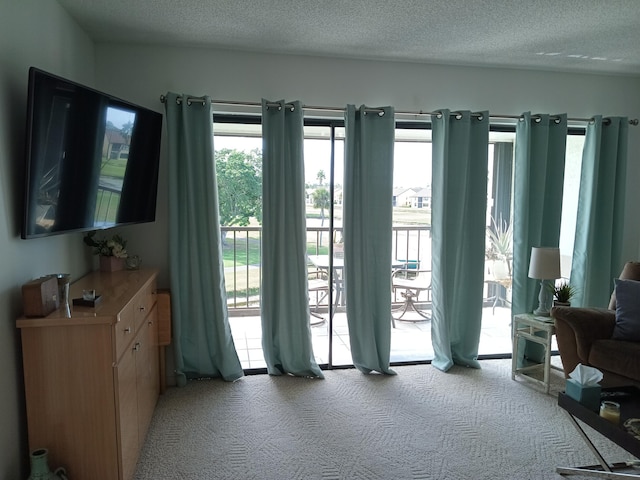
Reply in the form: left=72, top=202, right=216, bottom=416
left=554, top=300, right=571, bottom=307
left=27, top=449, right=68, bottom=480
left=100, top=256, right=125, bottom=272
left=28, top=449, right=56, bottom=480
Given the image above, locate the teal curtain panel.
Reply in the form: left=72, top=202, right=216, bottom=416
left=343, top=104, right=396, bottom=375
left=512, top=112, right=567, bottom=316
left=430, top=110, right=489, bottom=372
left=571, top=116, right=628, bottom=307
left=164, top=92, right=244, bottom=384
left=260, top=99, right=324, bottom=378
left=512, top=112, right=567, bottom=365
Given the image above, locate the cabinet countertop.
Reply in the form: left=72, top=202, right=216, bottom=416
left=17, top=268, right=158, bottom=328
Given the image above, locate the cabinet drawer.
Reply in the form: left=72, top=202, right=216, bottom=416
left=134, top=279, right=157, bottom=327
left=114, top=302, right=136, bottom=360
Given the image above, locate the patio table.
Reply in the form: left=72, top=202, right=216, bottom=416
left=307, top=255, right=405, bottom=310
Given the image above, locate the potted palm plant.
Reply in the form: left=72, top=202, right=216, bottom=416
left=485, top=216, right=512, bottom=283
left=549, top=281, right=576, bottom=307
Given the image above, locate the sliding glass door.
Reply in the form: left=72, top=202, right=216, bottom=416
left=303, top=123, right=343, bottom=366
left=213, top=116, right=585, bottom=370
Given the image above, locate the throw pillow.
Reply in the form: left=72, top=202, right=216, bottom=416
left=612, top=278, right=640, bottom=341
left=609, top=261, right=640, bottom=310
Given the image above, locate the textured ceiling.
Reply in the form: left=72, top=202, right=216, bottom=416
left=57, top=0, right=640, bottom=76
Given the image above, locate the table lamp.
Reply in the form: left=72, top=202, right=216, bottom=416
left=528, top=247, right=561, bottom=316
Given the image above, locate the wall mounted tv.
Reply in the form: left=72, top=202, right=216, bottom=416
left=22, top=67, right=162, bottom=239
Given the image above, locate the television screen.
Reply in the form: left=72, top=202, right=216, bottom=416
left=22, top=67, right=162, bottom=239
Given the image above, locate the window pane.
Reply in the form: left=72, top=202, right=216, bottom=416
left=214, top=121, right=264, bottom=369
left=559, top=134, right=585, bottom=278
left=481, top=133, right=515, bottom=356
left=390, top=127, right=434, bottom=361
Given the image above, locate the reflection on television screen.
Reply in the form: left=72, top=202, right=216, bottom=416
left=96, top=107, right=136, bottom=227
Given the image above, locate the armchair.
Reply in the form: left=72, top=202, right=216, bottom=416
left=552, top=261, right=640, bottom=387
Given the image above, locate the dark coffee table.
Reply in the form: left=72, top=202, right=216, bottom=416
left=557, top=386, right=640, bottom=478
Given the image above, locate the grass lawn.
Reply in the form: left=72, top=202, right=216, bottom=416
left=101, top=158, right=127, bottom=178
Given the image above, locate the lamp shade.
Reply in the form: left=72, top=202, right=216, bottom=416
left=528, top=247, right=561, bottom=280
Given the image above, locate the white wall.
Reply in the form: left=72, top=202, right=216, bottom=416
left=95, top=44, right=640, bottom=279
left=0, top=1, right=95, bottom=477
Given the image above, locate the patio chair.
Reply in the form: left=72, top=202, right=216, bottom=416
left=308, top=269, right=330, bottom=325
left=484, top=257, right=512, bottom=314
left=391, top=267, right=432, bottom=325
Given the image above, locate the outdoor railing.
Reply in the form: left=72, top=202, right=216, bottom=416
left=94, top=185, right=121, bottom=227
left=222, top=225, right=432, bottom=314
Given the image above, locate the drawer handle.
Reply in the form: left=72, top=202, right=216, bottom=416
left=139, top=306, right=146, bottom=312
left=133, top=342, right=141, bottom=352
left=124, top=327, right=132, bottom=333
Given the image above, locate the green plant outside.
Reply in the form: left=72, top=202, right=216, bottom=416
left=486, top=216, right=512, bottom=261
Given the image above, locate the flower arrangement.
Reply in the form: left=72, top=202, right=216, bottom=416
left=83, top=231, right=128, bottom=258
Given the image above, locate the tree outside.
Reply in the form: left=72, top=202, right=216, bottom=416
left=216, top=148, right=262, bottom=229
left=312, top=187, right=330, bottom=224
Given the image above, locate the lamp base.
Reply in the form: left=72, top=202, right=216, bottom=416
left=533, top=307, right=551, bottom=317
left=533, top=280, right=552, bottom=316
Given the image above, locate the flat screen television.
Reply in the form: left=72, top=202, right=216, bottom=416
left=22, top=67, right=162, bottom=239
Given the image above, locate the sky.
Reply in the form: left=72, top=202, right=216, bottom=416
left=106, top=106, right=136, bottom=129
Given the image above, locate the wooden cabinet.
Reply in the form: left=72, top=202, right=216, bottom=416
left=17, top=269, right=160, bottom=480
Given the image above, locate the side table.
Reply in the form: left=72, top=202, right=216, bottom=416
left=512, top=313, right=562, bottom=393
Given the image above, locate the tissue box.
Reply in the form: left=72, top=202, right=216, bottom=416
left=565, top=378, right=601, bottom=411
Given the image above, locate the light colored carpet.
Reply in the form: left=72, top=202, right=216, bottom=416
left=134, top=359, right=635, bottom=480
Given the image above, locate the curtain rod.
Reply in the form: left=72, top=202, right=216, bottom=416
left=158, top=95, right=639, bottom=126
